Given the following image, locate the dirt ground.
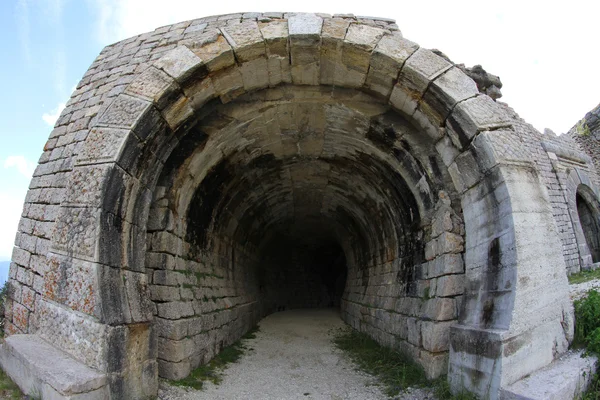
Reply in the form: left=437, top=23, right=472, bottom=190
left=158, top=308, right=436, bottom=400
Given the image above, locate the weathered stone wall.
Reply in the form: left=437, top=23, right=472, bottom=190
left=491, top=103, right=600, bottom=274
left=573, top=103, right=600, bottom=182
left=343, top=193, right=465, bottom=378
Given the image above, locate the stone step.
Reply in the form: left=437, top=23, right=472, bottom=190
left=0, top=334, right=108, bottom=400
left=500, top=350, right=597, bottom=400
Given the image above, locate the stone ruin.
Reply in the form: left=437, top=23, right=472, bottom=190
left=1, top=12, right=600, bottom=400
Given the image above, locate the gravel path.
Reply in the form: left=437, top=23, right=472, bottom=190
left=569, top=278, right=600, bottom=301
left=158, top=308, right=435, bottom=400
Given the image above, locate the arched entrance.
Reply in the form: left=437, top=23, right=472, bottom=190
left=576, top=187, right=600, bottom=264
left=3, top=13, right=574, bottom=400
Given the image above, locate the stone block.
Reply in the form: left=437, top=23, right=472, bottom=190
left=122, top=270, right=153, bottom=322
left=161, top=94, right=194, bottom=130
left=150, top=285, right=181, bottom=302
left=289, top=13, right=323, bottom=85
left=12, top=302, right=29, bottom=331
left=153, top=270, right=184, bottom=286
left=125, top=66, right=179, bottom=109
left=75, top=126, right=133, bottom=167
left=158, top=359, right=191, bottom=380
left=11, top=247, right=31, bottom=267
left=421, top=320, right=454, bottom=352
left=158, top=337, right=193, bottom=362
left=423, top=67, right=479, bottom=121
left=447, top=95, right=512, bottom=149
left=366, top=33, right=418, bottom=97
left=153, top=45, right=204, bottom=85
left=419, top=350, right=448, bottom=380
left=190, top=31, right=235, bottom=72
left=448, top=150, right=483, bottom=193
left=155, top=317, right=188, bottom=341
left=399, top=48, right=452, bottom=96
left=407, top=317, right=422, bottom=346
left=211, top=67, right=245, bottom=102
left=157, top=301, right=195, bottom=320
left=97, top=94, right=154, bottom=131
left=221, top=21, right=266, bottom=62
left=423, top=253, right=464, bottom=278
left=435, top=275, right=464, bottom=297
left=0, top=335, right=107, bottom=399
left=431, top=209, right=454, bottom=238
left=423, top=297, right=457, bottom=321
left=259, top=20, right=288, bottom=57
left=183, top=76, right=216, bottom=111
left=342, top=23, right=386, bottom=74
left=240, top=58, right=270, bottom=91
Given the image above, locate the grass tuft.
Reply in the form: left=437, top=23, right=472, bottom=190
left=574, top=289, right=600, bottom=399
left=332, top=327, right=428, bottom=397
left=171, top=325, right=259, bottom=390
left=332, top=327, right=477, bottom=399
left=0, top=367, right=24, bottom=399
left=569, top=269, right=600, bottom=285
left=433, top=377, right=478, bottom=400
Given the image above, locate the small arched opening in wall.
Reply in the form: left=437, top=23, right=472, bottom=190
left=576, top=185, right=600, bottom=265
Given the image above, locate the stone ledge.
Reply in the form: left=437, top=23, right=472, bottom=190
left=500, top=350, right=597, bottom=400
left=0, top=334, right=108, bottom=399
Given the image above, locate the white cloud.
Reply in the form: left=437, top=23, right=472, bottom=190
left=42, top=101, right=66, bottom=127
left=4, top=156, right=36, bottom=179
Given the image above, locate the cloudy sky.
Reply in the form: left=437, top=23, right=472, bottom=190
left=0, top=0, right=598, bottom=261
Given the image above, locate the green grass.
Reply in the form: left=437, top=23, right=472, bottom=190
left=332, top=327, right=476, bottom=399
left=568, top=268, right=600, bottom=285
left=573, top=289, right=600, bottom=399
left=171, top=326, right=259, bottom=390
left=433, top=377, right=478, bottom=400
left=582, top=373, right=600, bottom=400
left=0, top=367, right=24, bottom=399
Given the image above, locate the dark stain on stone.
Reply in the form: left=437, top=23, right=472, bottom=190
left=366, top=122, right=396, bottom=153
left=487, top=237, right=501, bottom=291
left=482, top=299, right=495, bottom=327
left=450, top=327, right=502, bottom=359
left=480, top=237, right=501, bottom=327
left=247, top=153, right=281, bottom=170
left=186, top=157, right=233, bottom=249
left=161, top=127, right=208, bottom=182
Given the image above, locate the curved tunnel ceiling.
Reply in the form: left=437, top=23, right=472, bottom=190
left=153, top=85, right=457, bottom=266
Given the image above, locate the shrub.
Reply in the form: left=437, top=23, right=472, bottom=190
left=574, top=289, right=600, bottom=353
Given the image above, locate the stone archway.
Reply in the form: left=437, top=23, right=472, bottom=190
left=565, top=168, right=600, bottom=269
left=576, top=190, right=600, bottom=263
left=3, top=13, right=574, bottom=400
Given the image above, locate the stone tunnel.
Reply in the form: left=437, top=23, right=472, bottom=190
left=3, top=11, right=600, bottom=400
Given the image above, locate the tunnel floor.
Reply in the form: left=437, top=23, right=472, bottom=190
left=158, top=309, right=436, bottom=400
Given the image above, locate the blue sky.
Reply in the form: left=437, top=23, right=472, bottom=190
left=1, top=0, right=599, bottom=261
